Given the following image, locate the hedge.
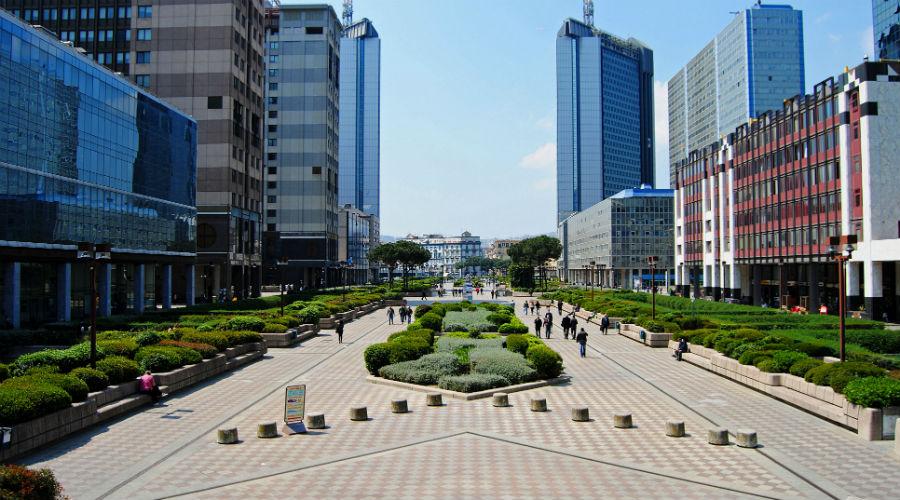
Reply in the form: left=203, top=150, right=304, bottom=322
left=769, top=351, right=809, bottom=373
left=0, top=464, right=66, bottom=499
left=10, top=342, right=99, bottom=376
left=386, top=337, right=432, bottom=365
left=0, top=381, right=71, bottom=425
left=222, top=330, right=263, bottom=346
left=223, top=316, right=266, bottom=332
left=135, top=331, right=161, bottom=347
left=418, top=312, right=443, bottom=331
left=98, top=339, right=139, bottom=358
left=295, top=305, right=324, bottom=325
left=364, top=343, right=392, bottom=375
left=789, top=357, right=824, bottom=377
left=505, top=334, right=530, bottom=356
left=527, top=344, right=564, bottom=379
left=377, top=353, right=463, bottom=384
left=414, top=305, right=432, bottom=318
left=438, top=373, right=510, bottom=393
left=180, top=332, right=229, bottom=351
left=469, top=348, right=536, bottom=384
left=69, top=367, right=110, bottom=392
left=263, top=322, right=289, bottom=333
left=4, top=373, right=89, bottom=402
left=843, top=377, right=900, bottom=408
left=435, top=337, right=503, bottom=352
left=804, top=361, right=887, bottom=393
left=96, top=356, right=141, bottom=384
left=160, top=340, right=218, bottom=359
left=498, top=323, right=529, bottom=334
left=0, top=364, right=7, bottom=383
left=134, top=346, right=201, bottom=372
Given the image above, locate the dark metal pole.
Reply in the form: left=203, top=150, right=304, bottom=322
left=89, top=262, right=97, bottom=369
left=280, top=265, right=285, bottom=317
left=838, top=257, right=846, bottom=362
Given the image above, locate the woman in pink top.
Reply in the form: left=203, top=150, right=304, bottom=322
left=140, top=371, right=162, bottom=402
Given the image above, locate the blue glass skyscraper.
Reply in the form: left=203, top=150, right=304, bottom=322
left=339, top=18, right=380, bottom=218
left=873, top=0, right=900, bottom=60
left=556, top=18, right=655, bottom=224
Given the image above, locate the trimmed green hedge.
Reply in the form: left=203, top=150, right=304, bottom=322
left=418, top=312, right=443, bottom=331
left=469, top=348, right=536, bottom=384
left=789, top=357, right=824, bottom=377
left=160, top=340, right=218, bottom=359
left=843, top=377, right=900, bottom=408
left=4, top=373, right=89, bottom=402
left=527, top=344, right=564, bottom=379
left=98, top=339, right=138, bottom=358
left=0, top=363, right=7, bottom=383
left=498, top=323, right=529, bottom=334
left=10, top=342, right=99, bottom=376
left=223, top=316, right=266, bottom=332
left=438, top=373, right=509, bottom=393
left=0, top=381, right=71, bottom=425
left=96, top=356, right=141, bottom=384
left=378, top=353, right=463, bottom=384
left=364, top=343, right=391, bottom=375
left=134, top=346, right=201, bottom=372
left=69, top=367, right=109, bottom=392
left=180, top=332, right=229, bottom=351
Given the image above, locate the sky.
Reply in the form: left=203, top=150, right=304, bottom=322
left=301, top=0, right=874, bottom=238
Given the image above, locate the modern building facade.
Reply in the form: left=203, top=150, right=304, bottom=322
left=0, top=9, right=197, bottom=328
left=873, top=0, right=900, bottom=60
left=263, top=3, right=342, bottom=289
left=673, top=60, right=900, bottom=321
left=405, top=232, right=483, bottom=278
left=338, top=17, right=380, bottom=218
left=338, top=205, right=378, bottom=284
left=0, top=0, right=267, bottom=302
left=559, top=186, right=674, bottom=289
left=486, top=239, right=519, bottom=260
left=667, top=3, right=805, bottom=173
left=556, top=17, right=654, bottom=223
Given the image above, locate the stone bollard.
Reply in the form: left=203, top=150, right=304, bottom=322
left=426, top=392, right=443, bottom=406
left=392, top=399, right=409, bottom=414
left=307, top=413, right=326, bottom=429
left=736, top=429, right=758, bottom=448
left=665, top=420, right=685, bottom=437
left=350, top=406, right=368, bottom=421
left=492, top=393, right=510, bottom=407
left=531, top=398, right=548, bottom=412
left=572, top=407, right=590, bottom=422
left=708, top=428, right=729, bottom=445
left=257, top=422, right=278, bottom=438
left=614, top=413, right=633, bottom=429
left=217, top=427, right=239, bottom=444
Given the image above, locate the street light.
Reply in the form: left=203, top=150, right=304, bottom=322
left=276, top=256, right=289, bottom=316
left=77, top=242, right=111, bottom=369
left=828, top=235, right=857, bottom=362
left=648, top=256, right=659, bottom=320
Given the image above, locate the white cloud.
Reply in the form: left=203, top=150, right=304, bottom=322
left=535, top=114, right=554, bottom=131
left=532, top=178, right=554, bottom=192
left=828, top=33, right=842, bottom=43
left=861, top=26, right=874, bottom=60
left=653, top=80, right=670, bottom=188
left=814, top=12, right=832, bottom=25
left=519, top=142, right=556, bottom=170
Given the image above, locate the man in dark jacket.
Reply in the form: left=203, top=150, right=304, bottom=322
left=336, top=320, right=344, bottom=344
left=570, top=316, right=579, bottom=340
left=575, top=328, right=588, bottom=358
left=601, top=314, right=610, bottom=335
left=561, top=315, right=571, bottom=339
left=675, top=337, right=689, bottom=361
left=533, top=317, right=543, bottom=336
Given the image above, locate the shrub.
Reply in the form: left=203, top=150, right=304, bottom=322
left=388, top=328, right=435, bottom=347
left=794, top=342, right=836, bottom=357
left=414, top=305, right=432, bottom=319
left=364, top=343, right=392, bottom=375
left=135, top=331, right=161, bottom=347
left=418, top=312, right=443, bottom=331
left=11, top=342, right=97, bottom=376
left=160, top=340, right=218, bottom=359
left=96, top=356, right=141, bottom=384
left=843, top=377, right=900, bottom=408
left=506, top=334, right=530, bottom=356
left=223, top=315, right=266, bottom=332
left=486, top=312, right=513, bottom=327
left=827, top=362, right=886, bottom=393
left=98, top=339, right=138, bottom=358
left=805, top=362, right=837, bottom=384
left=436, top=336, right=504, bottom=352
left=438, top=373, right=510, bottom=393
left=789, top=357, right=824, bottom=377
left=378, top=353, right=463, bottom=384
left=0, top=364, right=8, bottom=383
left=296, top=305, right=325, bottom=325
left=769, top=351, right=809, bottom=373
left=5, top=373, right=89, bottom=402
left=222, top=330, right=263, bottom=347
left=527, top=344, right=564, bottom=379
left=756, top=359, right=779, bottom=373
left=181, top=332, right=229, bottom=351
left=263, top=322, right=288, bottom=333
left=69, top=367, right=109, bottom=392
left=738, top=350, right=773, bottom=365
left=732, top=328, right=765, bottom=341
left=196, top=322, right=218, bottom=332
left=498, top=323, right=529, bottom=334
left=387, top=337, right=432, bottom=365
left=134, top=346, right=200, bottom=372
left=469, top=348, right=537, bottom=384
left=443, top=331, right=471, bottom=339
left=0, top=464, right=65, bottom=499
left=845, top=330, right=900, bottom=354
left=0, top=382, right=71, bottom=425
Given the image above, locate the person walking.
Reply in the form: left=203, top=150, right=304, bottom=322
left=557, top=300, right=563, bottom=316
left=600, top=314, right=610, bottom=335
left=536, top=301, right=542, bottom=315
left=570, top=316, right=579, bottom=341
left=561, top=315, right=571, bottom=339
left=544, top=314, right=553, bottom=339
left=533, top=316, right=543, bottom=336
left=387, top=307, right=395, bottom=325
left=522, top=301, right=529, bottom=315
left=576, top=328, right=588, bottom=358
left=530, top=302, right=535, bottom=315
left=336, top=320, right=344, bottom=344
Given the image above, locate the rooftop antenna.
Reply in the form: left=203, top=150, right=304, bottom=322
left=583, top=0, right=594, bottom=27
left=342, top=0, right=353, bottom=27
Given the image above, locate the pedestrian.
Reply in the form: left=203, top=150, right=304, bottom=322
left=544, top=315, right=552, bottom=339
left=557, top=300, right=563, bottom=316
left=336, top=320, right=344, bottom=344
left=544, top=311, right=553, bottom=325
left=523, top=301, right=529, bottom=315
left=530, top=302, right=535, bottom=315
left=674, top=337, right=689, bottom=361
left=534, top=316, right=543, bottom=336
left=883, top=311, right=889, bottom=323
left=600, top=314, right=610, bottom=335
left=561, top=315, right=571, bottom=339
left=570, top=316, right=579, bottom=340
left=140, top=370, right=162, bottom=402
left=576, top=328, right=588, bottom=358
left=387, top=307, right=395, bottom=325
left=407, top=306, right=414, bottom=323
left=536, top=301, right=542, bottom=314
left=491, top=290, right=495, bottom=299
left=575, top=304, right=581, bottom=313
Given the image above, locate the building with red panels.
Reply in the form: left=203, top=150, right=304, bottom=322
left=673, top=60, right=900, bottom=321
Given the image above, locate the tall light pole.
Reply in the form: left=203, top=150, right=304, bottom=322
left=828, top=235, right=857, bottom=362
left=648, top=256, right=659, bottom=320
left=277, top=256, right=288, bottom=316
left=77, top=242, right=111, bottom=369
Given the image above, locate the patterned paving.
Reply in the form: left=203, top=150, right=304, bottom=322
left=13, top=289, right=900, bottom=499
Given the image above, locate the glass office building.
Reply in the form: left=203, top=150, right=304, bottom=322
left=339, top=18, right=380, bottom=218
left=874, top=0, right=900, bottom=60
left=338, top=205, right=379, bottom=284
left=0, top=10, right=197, bottom=328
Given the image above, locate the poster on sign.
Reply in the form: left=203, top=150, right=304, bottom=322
left=284, top=384, right=306, bottom=424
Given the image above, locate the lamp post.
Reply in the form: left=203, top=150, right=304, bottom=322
left=589, top=260, right=596, bottom=301
left=828, top=235, right=857, bottom=362
left=276, top=256, right=288, bottom=316
left=648, top=256, right=659, bottom=320
left=77, top=242, right=111, bottom=369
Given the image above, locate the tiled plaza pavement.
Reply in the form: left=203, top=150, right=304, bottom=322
left=15, top=291, right=900, bottom=499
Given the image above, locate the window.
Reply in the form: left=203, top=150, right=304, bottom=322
left=97, top=53, right=113, bottom=64
left=268, top=41, right=279, bottom=50
left=207, top=96, right=223, bottom=109
left=135, top=75, right=151, bottom=87
left=854, top=188, right=861, bottom=207
left=267, top=153, right=277, bottom=161
left=305, top=26, right=323, bottom=34
left=138, top=6, right=152, bottom=18
left=98, top=30, right=114, bottom=42
left=268, top=110, right=278, bottom=118
left=60, top=31, right=75, bottom=42
left=268, top=69, right=279, bottom=77
left=79, top=31, right=94, bottom=42
left=136, top=51, right=151, bottom=63
left=268, top=97, right=278, bottom=105
left=116, top=52, right=130, bottom=64
left=137, top=29, right=151, bottom=41
left=312, top=166, right=322, bottom=174
left=118, top=30, right=131, bottom=42
left=43, top=9, right=58, bottom=21
left=267, top=138, right=277, bottom=146
left=118, top=7, right=132, bottom=18
left=269, top=55, right=279, bottom=63
left=80, top=8, right=95, bottom=20
left=267, top=182, right=277, bottom=189
left=268, top=82, right=278, bottom=91
left=267, top=167, right=277, bottom=175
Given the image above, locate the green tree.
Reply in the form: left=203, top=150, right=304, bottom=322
left=368, top=243, right=400, bottom=289
left=392, top=240, right=432, bottom=291
left=508, top=236, right=561, bottom=291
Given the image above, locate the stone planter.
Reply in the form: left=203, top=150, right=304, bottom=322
left=618, top=324, right=672, bottom=347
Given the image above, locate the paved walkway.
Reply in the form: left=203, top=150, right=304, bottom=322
left=14, top=289, right=900, bottom=499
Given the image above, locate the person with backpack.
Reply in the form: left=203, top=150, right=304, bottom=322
left=575, top=328, right=589, bottom=358
left=561, top=315, right=571, bottom=339
left=533, top=316, right=542, bottom=336
left=601, top=314, right=610, bottom=335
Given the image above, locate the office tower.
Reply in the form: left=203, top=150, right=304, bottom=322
left=0, top=10, right=197, bottom=328
left=0, top=0, right=267, bottom=301
left=668, top=3, right=804, bottom=172
left=556, top=17, right=655, bottom=224
left=873, top=0, right=900, bottom=60
left=339, top=17, right=380, bottom=218
left=264, top=3, right=342, bottom=288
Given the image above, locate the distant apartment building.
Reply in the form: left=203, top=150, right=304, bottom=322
left=1, top=0, right=267, bottom=301
left=0, top=10, right=197, bottom=328
left=673, top=60, right=900, bottom=321
left=338, top=16, right=380, bottom=218
left=559, top=187, right=674, bottom=289
left=556, top=17, right=654, bottom=223
left=486, top=240, right=519, bottom=260
left=405, top=233, right=483, bottom=277
left=668, top=3, right=804, bottom=177
left=338, top=205, right=379, bottom=284
left=873, top=0, right=900, bottom=60
left=263, top=3, right=342, bottom=289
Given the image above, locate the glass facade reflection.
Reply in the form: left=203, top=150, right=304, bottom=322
left=0, top=10, right=197, bottom=252
left=874, top=0, right=900, bottom=60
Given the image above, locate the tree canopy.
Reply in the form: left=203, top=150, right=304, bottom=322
left=507, top=236, right=561, bottom=290
left=370, top=240, right=431, bottom=290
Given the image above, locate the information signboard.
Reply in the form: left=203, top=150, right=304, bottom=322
left=284, top=384, right=306, bottom=424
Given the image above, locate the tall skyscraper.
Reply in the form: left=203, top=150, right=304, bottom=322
left=339, top=17, right=380, bottom=218
left=555, top=17, right=654, bottom=224
left=873, top=0, right=900, bottom=60
left=264, top=3, right=342, bottom=288
left=668, top=3, right=804, bottom=171
left=0, top=0, right=267, bottom=300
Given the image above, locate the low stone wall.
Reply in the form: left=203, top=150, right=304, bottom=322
left=0, top=341, right=267, bottom=462
left=671, top=340, right=893, bottom=440
left=618, top=324, right=671, bottom=347
left=261, top=325, right=319, bottom=348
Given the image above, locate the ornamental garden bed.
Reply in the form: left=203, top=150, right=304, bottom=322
left=364, top=302, right=563, bottom=394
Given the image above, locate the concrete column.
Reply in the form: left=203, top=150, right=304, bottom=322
left=185, top=264, right=195, bottom=306
left=3, top=262, right=21, bottom=329
left=162, top=264, right=172, bottom=309
left=752, top=266, right=762, bottom=306
left=57, top=262, right=72, bottom=321
left=808, top=264, right=821, bottom=312
left=864, top=261, right=884, bottom=320
left=847, top=261, right=862, bottom=311
left=133, top=264, right=145, bottom=313
left=692, top=267, right=702, bottom=299
left=98, top=263, right=112, bottom=317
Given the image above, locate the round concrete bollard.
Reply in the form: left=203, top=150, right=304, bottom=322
left=426, top=392, right=443, bottom=406
left=217, top=427, right=239, bottom=444
left=492, top=393, right=510, bottom=407
left=571, top=407, right=590, bottom=422
left=613, top=413, right=633, bottom=429
left=530, top=398, right=548, bottom=412
left=350, top=406, right=368, bottom=421
left=736, top=429, right=758, bottom=448
left=392, top=399, right=409, bottom=414
left=665, top=420, right=685, bottom=437
left=708, top=427, right=729, bottom=445
left=307, top=412, right=326, bottom=429
left=257, top=422, right=278, bottom=438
